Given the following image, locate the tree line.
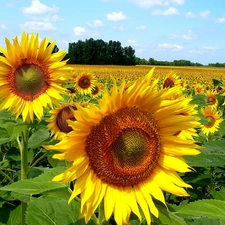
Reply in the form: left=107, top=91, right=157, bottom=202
left=65, top=38, right=136, bottom=65
left=135, top=57, right=203, bottom=67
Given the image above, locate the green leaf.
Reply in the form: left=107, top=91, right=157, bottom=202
left=212, top=78, right=223, bottom=87
left=185, top=140, right=225, bottom=167
left=217, top=120, right=225, bottom=136
left=0, top=205, right=15, bottom=224
left=210, top=187, right=225, bottom=201
left=28, top=126, right=50, bottom=149
left=10, top=123, right=29, bottom=140
left=177, top=199, right=225, bottom=220
left=0, top=119, right=16, bottom=137
left=0, top=167, right=67, bottom=195
left=6, top=205, right=21, bottom=225
left=190, top=94, right=207, bottom=107
left=153, top=201, right=187, bottom=225
left=185, top=217, right=220, bottom=225
left=26, top=197, right=80, bottom=225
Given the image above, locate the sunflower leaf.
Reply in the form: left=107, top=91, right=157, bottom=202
left=209, top=187, right=225, bottom=201
left=153, top=200, right=187, bottom=225
left=190, top=94, right=207, bottom=107
left=26, top=197, right=81, bottom=225
left=176, top=199, right=225, bottom=220
left=184, top=217, right=220, bottom=225
left=0, top=167, right=67, bottom=195
left=184, top=140, right=225, bottom=167
left=5, top=205, right=22, bottom=225
left=28, top=126, right=50, bottom=149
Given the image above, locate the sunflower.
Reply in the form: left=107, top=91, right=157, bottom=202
left=200, top=106, right=223, bottom=136
left=75, top=72, right=97, bottom=95
left=47, top=103, right=77, bottom=140
left=0, top=32, right=69, bottom=123
left=162, top=71, right=181, bottom=89
left=205, top=90, right=218, bottom=108
left=45, top=68, right=200, bottom=225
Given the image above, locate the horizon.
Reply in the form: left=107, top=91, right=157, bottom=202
left=0, top=0, right=225, bottom=65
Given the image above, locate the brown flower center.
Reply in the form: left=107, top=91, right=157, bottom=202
left=207, top=96, right=216, bottom=106
left=205, top=116, right=215, bottom=128
left=163, top=78, right=174, bottom=88
left=78, top=75, right=91, bottom=89
left=85, top=106, right=161, bottom=187
left=56, top=106, right=76, bottom=133
left=91, top=86, right=99, bottom=95
left=9, top=60, right=50, bottom=101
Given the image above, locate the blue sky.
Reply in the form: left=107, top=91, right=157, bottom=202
left=0, top=0, right=225, bottom=65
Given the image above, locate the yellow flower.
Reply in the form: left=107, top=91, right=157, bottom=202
left=45, top=68, right=200, bottom=225
left=47, top=103, right=77, bottom=140
left=200, top=106, right=223, bottom=136
left=75, top=72, right=97, bottom=95
left=205, top=90, right=218, bottom=108
left=162, top=71, right=181, bottom=89
left=0, top=32, right=70, bottom=123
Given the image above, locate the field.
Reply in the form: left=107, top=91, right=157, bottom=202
left=69, top=64, right=225, bottom=82
left=1, top=63, right=225, bottom=225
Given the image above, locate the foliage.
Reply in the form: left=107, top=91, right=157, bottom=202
left=67, top=38, right=136, bottom=65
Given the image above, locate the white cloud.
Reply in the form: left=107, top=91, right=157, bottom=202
left=127, top=39, right=137, bottom=45
left=21, top=21, right=56, bottom=31
left=216, top=17, right=225, bottom=23
left=106, top=11, right=127, bottom=21
left=168, top=33, right=179, bottom=39
left=86, top=20, right=104, bottom=27
left=158, top=43, right=183, bottom=51
left=73, top=26, right=99, bottom=37
left=0, top=24, right=7, bottom=29
left=182, top=30, right=196, bottom=40
left=199, top=10, right=210, bottom=18
left=74, top=27, right=87, bottom=36
left=202, top=46, right=217, bottom=50
left=152, top=7, right=179, bottom=16
left=51, top=15, right=63, bottom=22
left=129, top=0, right=185, bottom=9
left=136, top=25, right=147, bottom=30
left=185, top=11, right=196, bottom=18
left=21, top=0, right=59, bottom=14
left=58, top=40, right=69, bottom=50
left=188, top=49, right=202, bottom=54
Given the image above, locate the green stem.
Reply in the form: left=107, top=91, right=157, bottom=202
left=0, top=169, right=14, bottom=183
left=27, top=151, right=48, bottom=176
left=21, top=129, right=29, bottom=180
left=18, top=129, right=29, bottom=225
left=97, top=201, right=106, bottom=225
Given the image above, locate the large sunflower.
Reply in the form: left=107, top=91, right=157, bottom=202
left=0, top=32, right=69, bottom=123
left=45, top=68, right=200, bottom=225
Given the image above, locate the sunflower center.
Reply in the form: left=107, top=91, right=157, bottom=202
left=85, top=106, right=161, bottom=187
left=205, top=116, right=215, bottom=127
left=56, top=106, right=76, bottom=133
left=78, top=76, right=91, bottom=89
left=163, top=78, right=174, bottom=88
left=12, top=62, right=49, bottom=100
left=207, top=96, right=216, bottom=105
left=110, top=128, right=150, bottom=167
left=91, top=86, right=99, bottom=95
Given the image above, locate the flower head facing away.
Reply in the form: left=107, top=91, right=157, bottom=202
left=45, top=68, right=201, bottom=225
left=0, top=32, right=70, bottom=123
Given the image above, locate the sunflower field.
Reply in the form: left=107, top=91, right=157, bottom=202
left=1, top=33, right=225, bottom=225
